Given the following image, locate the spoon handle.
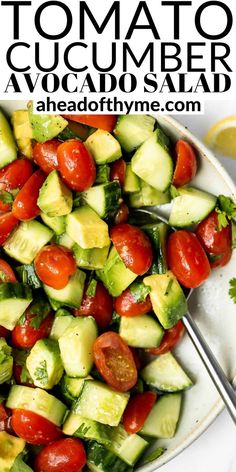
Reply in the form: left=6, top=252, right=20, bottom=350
left=183, top=311, right=236, bottom=424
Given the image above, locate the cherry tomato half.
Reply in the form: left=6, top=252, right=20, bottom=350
left=0, top=402, right=8, bottom=422
left=35, top=437, right=87, bottom=472
left=110, top=224, right=153, bottom=275
left=33, top=140, right=60, bottom=175
left=0, top=158, right=33, bottom=190
left=12, top=170, right=46, bottom=221
left=93, top=332, right=138, bottom=392
left=74, top=281, right=113, bottom=330
left=110, top=159, right=126, bottom=188
left=57, top=140, right=96, bottom=192
left=172, top=140, right=197, bottom=187
left=123, top=392, right=157, bottom=434
left=114, top=202, right=129, bottom=225
left=114, top=288, right=152, bottom=317
left=34, top=245, right=76, bottom=290
left=0, top=212, right=18, bottom=245
left=12, top=311, right=54, bottom=349
left=167, top=230, right=211, bottom=288
left=62, top=114, right=117, bottom=132
left=196, top=210, right=232, bottom=267
left=11, top=409, right=62, bottom=445
left=146, top=320, right=185, bottom=356
left=0, top=259, right=17, bottom=283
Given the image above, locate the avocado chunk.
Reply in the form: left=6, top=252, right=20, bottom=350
left=26, top=338, right=64, bottom=389
left=38, top=170, right=73, bottom=217
left=11, top=109, right=33, bottom=158
left=141, top=352, right=193, bottom=392
left=85, top=129, right=122, bottom=164
left=0, top=338, right=13, bottom=384
left=0, top=432, right=25, bottom=471
left=0, top=110, right=17, bottom=168
left=73, top=243, right=110, bottom=270
left=4, top=220, right=53, bottom=264
left=28, top=102, right=68, bottom=142
left=66, top=206, right=110, bottom=249
left=41, top=212, right=66, bottom=235
left=144, top=271, right=187, bottom=329
left=131, top=129, right=173, bottom=192
left=96, top=246, right=137, bottom=297
left=114, top=115, right=156, bottom=153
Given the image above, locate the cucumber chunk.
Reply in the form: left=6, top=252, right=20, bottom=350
left=85, top=129, right=122, bottom=164
left=82, top=181, right=121, bottom=218
left=44, top=269, right=86, bottom=309
left=96, top=164, right=110, bottom=184
left=4, top=220, right=53, bottom=264
left=119, top=314, right=164, bottom=348
left=0, top=283, right=32, bottom=330
left=124, top=164, right=140, bottom=193
left=140, top=393, right=182, bottom=438
left=50, top=312, right=74, bottom=341
left=26, top=339, right=64, bottom=390
left=63, top=411, right=113, bottom=446
left=0, top=110, right=17, bottom=168
left=11, top=109, right=33, bottom=158
left=6, top=385, right=67, bottom=426
left=28, top=103, right=68, bottom=142
left=0, top=432, right=26, bottom=471
left=87, top=441, right=133, bottom=472
left=142, top=222, right=168, bottom=274
left=41, top=212, right=66, bottom=235
left=38, top=170, right=73, bottom=217
left=16, top=264, right=42, bottom=289
left=141, top=352, right=193, bottom=392
left=66, top=206, right=110, bottom=249
left=73, top=243, right=110, bottom=270
left=73, top=380, right=129, bottom=427
left=131, top=129, right=173, bottom=192
left=129, top=179, right=170, bottom=208
left=59, top=317, right=98, bottom=377
left=60, top=375, right=92, bottom=404
left=96, top=247, right=137, bottom=297
left=108, top=425, right=148, bottom=466
left=0, top=338, right=13, bottom=384
left=169, top=187, right=217, bottom=227
left=114, top=115, right=155, bottom=153
left=56, top=232, right=74, bottom=249
left=144, top=272, right=187, bottom=329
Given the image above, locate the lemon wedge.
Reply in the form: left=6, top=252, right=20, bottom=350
left=204, top=116, right=236, bottom=158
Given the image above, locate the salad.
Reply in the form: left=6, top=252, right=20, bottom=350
left=0, top=107, right=235, bottom=472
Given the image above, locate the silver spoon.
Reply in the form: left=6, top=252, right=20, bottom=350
left=132, top=207, right=236, bottom=424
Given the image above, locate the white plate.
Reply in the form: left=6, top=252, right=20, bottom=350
left=1, top=102, right=236, bottom=471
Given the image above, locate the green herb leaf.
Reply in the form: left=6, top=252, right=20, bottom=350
left=142, top=447, right=166, bottom=465
left=109, top=311, right=121, bottom=332
left=164, top=279, right=173, bottom=296
left=0, top=190, right=14, bottom=205
left=86, top=279, right=97, bottom=297
left=229, top=278, right=236, bottom=303
left=11, top=453, right=33, bottom=472
left=28, top=299, right=51, bottom=329
left=170, top=185, right=180, bottom=199
left=34, top=360, right=48, bottom=385
left=216, top=195, right=236, bottom=230
left=130, top=281, right=150, bottom=303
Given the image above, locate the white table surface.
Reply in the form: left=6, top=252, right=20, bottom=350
left=159, top=101, right=236, bottom=472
